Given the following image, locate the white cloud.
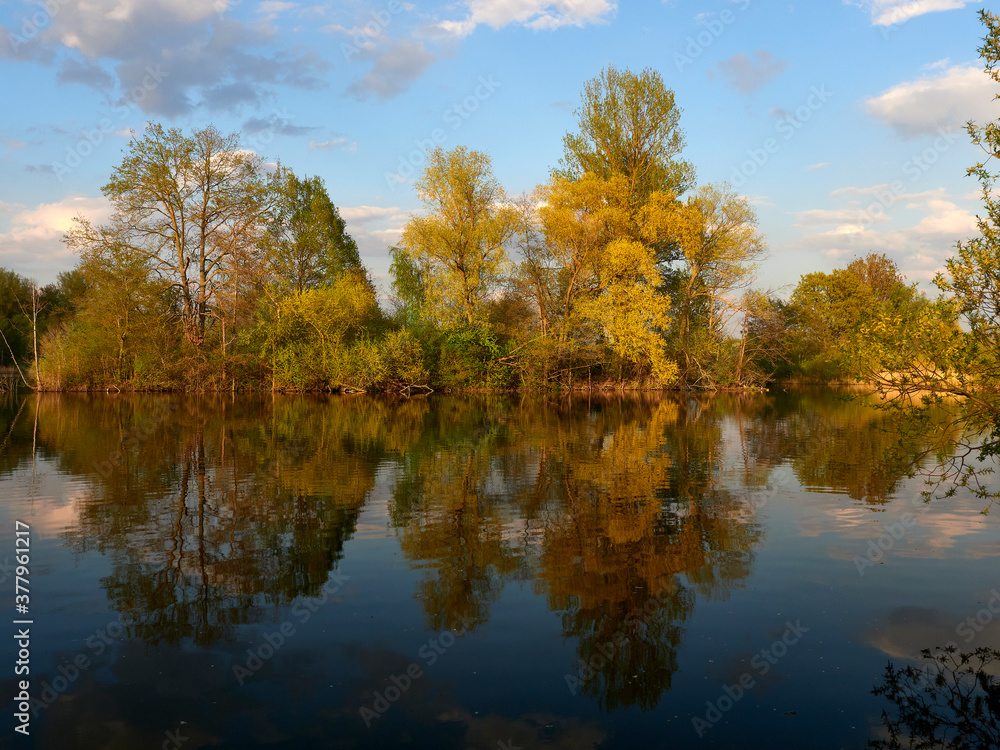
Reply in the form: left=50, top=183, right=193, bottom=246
left=848, top=0, right=978, bottom=27
left=0, top=195, right=111, bottom=281
left=909, top=197, right=978, bottom=235
left=257, top=1, right=298, bottom=20
left=437, top=0, right=616, bottom=38
left=796, top=207, right=889, bottom=225
left=339, top=205, right=401, bottom=223
left=787, top=187, right=978, bottom=286
left=0, top=0, right=331, bottom=117
left=369, top=227, right=403, bottom=242
left=309, top=138, right=354, bottom=151
left=865, top=63, right=995, bottom=138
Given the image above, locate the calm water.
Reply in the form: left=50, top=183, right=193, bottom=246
left=0, top=391, right=997, bottom=749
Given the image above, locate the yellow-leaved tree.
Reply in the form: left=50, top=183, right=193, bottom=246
left=400, top=146, right=518, bottom=326
left=579, top=238, right=678, bottom=383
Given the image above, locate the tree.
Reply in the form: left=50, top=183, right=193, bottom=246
left=39, top=242, right=176, bottom=388
left=578, top=238, right=677, bottom=383
left=558, top=65, right=696, bottom=206
left=399, top=146, right=518, bottom=326
left=789, top=253, right=915, bottom=380
left=736, top=291, right=793, bottom=386
left=67, top=123, right=271, bottom=350
left=388, top=246, right=429, bottom=327
left=258, top=270, right=383, bottom=391
left=871, top=646, right=1000, bottom=750
left=0, top=269, right=31, bottom=369
left=260, top=169, right=361, bottom=293
left=648, top=184, right=766, bottom=388
left=533, top=173, right=630, bottom=346
left=511, top=173, right=681, bottom=385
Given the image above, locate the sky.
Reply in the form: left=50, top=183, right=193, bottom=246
left=0, top=0, right=997, bottom=299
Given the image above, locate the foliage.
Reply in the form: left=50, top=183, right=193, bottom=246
left=38, top=242, right=179, bottom=389
left=658, top=184, right=767, bottom=388
left=0, top=269, right=33, bottom=368
left=438, top=325, right=514, bottom=389
left=871, top=646, right=1000, bottom=750
left=399, top=146, right=518, bottom=326
left=558, top=65, right=697, bottom=204
left=258, top=271, right=385, bottom=391
left=578, top=239, right=677, bottom=383
left=788, top=253, right=918, bottom=380
left=844, top=11, right=1000, bottom=509
left=70, top=123, right=271, bottom=349
left=24, top=61, right=996, bottom=402
left=260, top=168, right=361, bottom=292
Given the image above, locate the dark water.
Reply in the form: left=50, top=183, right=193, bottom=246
left=0, top=391, right=997, bottom=749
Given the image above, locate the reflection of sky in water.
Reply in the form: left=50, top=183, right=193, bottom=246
left=0, top=391, right=997, bottom=749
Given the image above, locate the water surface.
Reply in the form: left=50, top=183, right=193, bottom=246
left=1, top=391, right=997, bottom=749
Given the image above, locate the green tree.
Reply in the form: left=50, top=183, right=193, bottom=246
left=39, top=242, right=176, bottom=388
left=388, top=246, right=429, bottom=327
left=260, top=169, right=361, bottom=292
left=0, top=269, right=31, bottom=368
left=558, top=65, right=696, bottom=206
left=788, top=253, right=915, bottom=380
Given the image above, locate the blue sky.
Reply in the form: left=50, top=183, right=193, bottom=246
left=0, top=0, right=996, bottom=298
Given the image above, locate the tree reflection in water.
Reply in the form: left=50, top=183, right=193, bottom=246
left=48, top=395, right=425, bottom=645
left=870, top=646, right=1000, bottom=749
left=0, top=388, right=959, bottom=721
left=389, top=395, right=764, bottom=711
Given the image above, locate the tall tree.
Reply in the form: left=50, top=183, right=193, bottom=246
left=558, top=65, right=696, bottom=207
left=261, top=169, right=361, bottom=292
left=399, top=146, right=518, bottom=326
left=66, top=123, right=271, bottom=349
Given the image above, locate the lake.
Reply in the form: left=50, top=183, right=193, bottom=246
left=1, top=390, right=998, bottom=749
